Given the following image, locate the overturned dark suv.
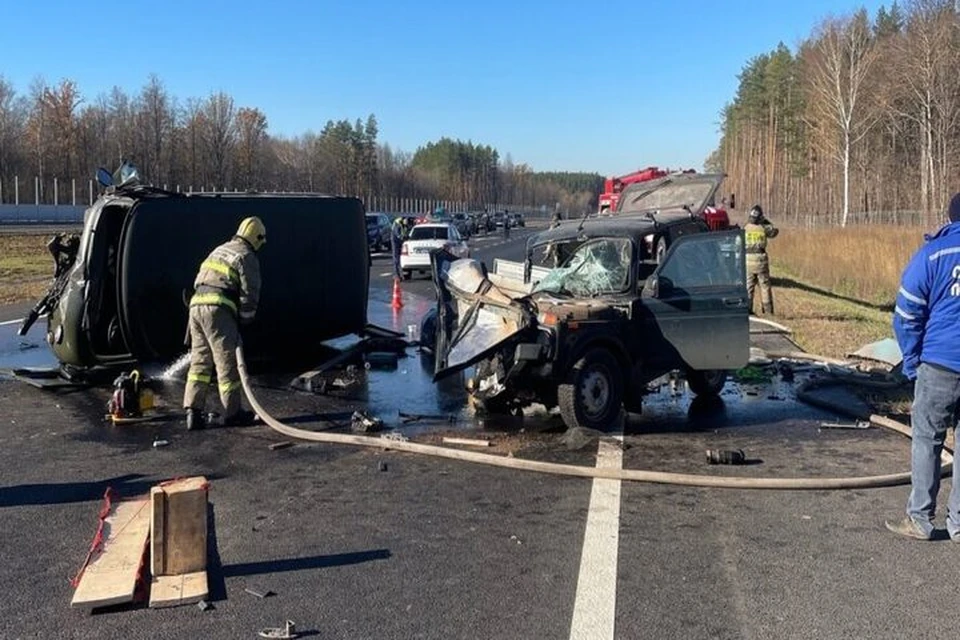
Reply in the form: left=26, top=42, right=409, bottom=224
left=429, top=173, right=749, bottom=430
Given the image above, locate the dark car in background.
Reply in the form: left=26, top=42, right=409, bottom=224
left=366, top=212, right=392, bottom=251
left=452, top=212, right=476, bottom=238
left=507, top=211, right=525, bottom=227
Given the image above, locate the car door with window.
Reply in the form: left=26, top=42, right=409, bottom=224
left=637, top=230, right=749, bottom=371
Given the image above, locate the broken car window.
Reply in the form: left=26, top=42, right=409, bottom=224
left=534, top=238, right=632, bottom=297
left=620, top=180, right=716, bottom=214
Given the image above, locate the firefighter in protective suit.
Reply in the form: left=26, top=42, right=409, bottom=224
left=183, top=217, right=265, bottom=430
left=744, top=205, right=779, bottom=314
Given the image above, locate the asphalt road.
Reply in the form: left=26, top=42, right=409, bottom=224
left=0, top=222, right=958, bottom=639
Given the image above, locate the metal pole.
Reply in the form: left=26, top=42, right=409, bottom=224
left=89, top=179, right=93, bottom=205
left=72, top=179, right=76, bottom=205
left=35, top=176, right=39, bottom=205
left=54, top=177, right=58, bottom=206
left=14, top=176, right=18, bottom=205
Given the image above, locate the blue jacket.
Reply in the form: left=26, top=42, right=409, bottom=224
left=894, top=222, right=960, bottom=379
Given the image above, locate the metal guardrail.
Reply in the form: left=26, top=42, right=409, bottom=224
left=0, top=205, right=86, bottom=224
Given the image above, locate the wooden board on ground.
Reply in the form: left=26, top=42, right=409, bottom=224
left=151, top=476, right=208, bottom=577
left=149, top=571, right=209, bottom=608
left=71, top=499, right=151, bottom=609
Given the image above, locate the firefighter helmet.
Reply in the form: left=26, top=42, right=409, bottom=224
left=236, top=216, right=267, bottom=251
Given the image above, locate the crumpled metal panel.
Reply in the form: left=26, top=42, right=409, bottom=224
left=433, top=255, right=528, bottom=379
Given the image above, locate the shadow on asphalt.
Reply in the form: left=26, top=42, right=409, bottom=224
left=0, top=473, right=159, bottom=508
left=220, top=548, right=392, bottom=578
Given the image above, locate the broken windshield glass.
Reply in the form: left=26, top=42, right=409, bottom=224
left=620, top=179, right=717, bottom=214
left=534, top=238, right=632, bottom=297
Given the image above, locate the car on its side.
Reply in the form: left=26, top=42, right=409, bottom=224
left=22, top=163, right=369, bottom=372
left=400, top=223, right=470, bottom=279
left=365, top=212, right=392, bottom=251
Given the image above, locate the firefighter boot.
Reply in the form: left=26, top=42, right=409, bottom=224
left=186, top=408, right=206, bottom=431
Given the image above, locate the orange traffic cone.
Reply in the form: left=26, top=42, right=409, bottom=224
left=391, top=277, right=404, bottom=309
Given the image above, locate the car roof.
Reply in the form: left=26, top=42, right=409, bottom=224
left=527, top=211, right=705, bottom=249
left=412, top=223, right=455, bottom=229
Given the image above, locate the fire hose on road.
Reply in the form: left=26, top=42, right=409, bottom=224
left=237, top=347, right=953, bottom=490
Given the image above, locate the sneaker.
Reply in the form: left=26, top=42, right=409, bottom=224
left=185, top=408, right=206, bottom=431
left=885, top=517, right=931, bottom=541
left=223, top=409, right=258, bottom=427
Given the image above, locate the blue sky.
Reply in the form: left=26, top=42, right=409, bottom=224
left=3, top=0, right=888, bottom=176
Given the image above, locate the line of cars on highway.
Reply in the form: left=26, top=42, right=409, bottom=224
left=366, top=210, right=525, bottom=252
left=366, top=210, right=526, bottom=279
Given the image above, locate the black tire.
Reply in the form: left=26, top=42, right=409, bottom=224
left=401, top=270, right=412, bottom=281
left=558, top=348, right=624, bottom=431
left=655, top=236, right=668, bottom=264
left=686, top=369, right=727, bottom=397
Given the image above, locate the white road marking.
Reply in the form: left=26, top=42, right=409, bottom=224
left=378, top=272, right=393, bottom=277
left=0, top=318, right=25, bottom=326
left=569, top=434, right=624, bottom=640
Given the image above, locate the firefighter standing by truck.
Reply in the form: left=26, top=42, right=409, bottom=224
left=183, top=217, right=265, bottom=430
left=744, top=205, right=779, bottom=315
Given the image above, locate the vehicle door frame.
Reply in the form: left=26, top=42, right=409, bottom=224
left=635, top=229, right=749, bottom=372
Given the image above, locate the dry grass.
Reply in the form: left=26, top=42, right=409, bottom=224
left=0, top=235, right=54, bottom=305
left=773, top=224, right=926, bottom=305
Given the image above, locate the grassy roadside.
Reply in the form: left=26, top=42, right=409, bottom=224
left=768, top=261, right=893, bottom=359
left=0, top=235, right=54, bottom=306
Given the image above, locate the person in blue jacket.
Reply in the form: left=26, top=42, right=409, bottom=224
left=886, top=193, right=960, bottom=542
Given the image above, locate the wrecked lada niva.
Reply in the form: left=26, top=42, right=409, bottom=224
left=429, top=173, right=750, bottom=430
left=21, top=163, right=369, bottom=372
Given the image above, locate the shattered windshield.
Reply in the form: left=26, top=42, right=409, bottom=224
left=534, top=238, right=632, bottom=297
left=619, top=180, right=717, bottom=214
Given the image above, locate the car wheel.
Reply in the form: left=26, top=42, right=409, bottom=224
left=558, top=348, right=624, bottom=431
left=402, top=270, right=412, bottom=281
left=686, top=369, right=727, bottom=397
left=655, top=237, right=668, bottom=264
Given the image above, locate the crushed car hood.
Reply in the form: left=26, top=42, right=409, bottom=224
left=431, top=252, right=533, bottom=379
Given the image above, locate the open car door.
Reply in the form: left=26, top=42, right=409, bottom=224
left=638, top=230, right=750, bottom=371
left=431, top=251, right=532, bottom=380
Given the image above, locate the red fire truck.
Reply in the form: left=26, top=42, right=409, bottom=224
left=597, top=167, right=669, bottom=214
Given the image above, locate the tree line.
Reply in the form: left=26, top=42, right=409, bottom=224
left=709, top=0, right=960, bottom=226
left=0, top=74, right=602, bottom=212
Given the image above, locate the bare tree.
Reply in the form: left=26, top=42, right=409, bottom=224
left=805, top=11, right=880, bottom=226
left=201, top=92, right=236, bottom=188
left=234, top=107, right=268, bottom=189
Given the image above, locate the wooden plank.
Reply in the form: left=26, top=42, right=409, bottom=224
left=149, top=571, right=209, bottom=608
left=71, top=499, right=151, bottom=609
left=151, top=477, right=208, bottom=577
left=150, top=487, right=166, bottom=577
left=442, top=437, right=493, bottom=447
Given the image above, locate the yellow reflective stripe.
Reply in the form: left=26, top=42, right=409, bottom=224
left=202, top=259, right=239, bottom=284
left=745, top=230, right=766, bottom=246
left=190, top=293, right=237, bottom=313
left=218, top=380, right=242, bottom=393
left=188, top=372, right=212, bottom=384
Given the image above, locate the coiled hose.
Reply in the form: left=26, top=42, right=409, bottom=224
left=237, top=347, right=952, bottom=490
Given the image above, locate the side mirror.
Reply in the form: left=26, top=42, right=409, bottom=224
left=647, top=275, right=674, bottom=298
left=96, top=167, right=113, bottom=187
